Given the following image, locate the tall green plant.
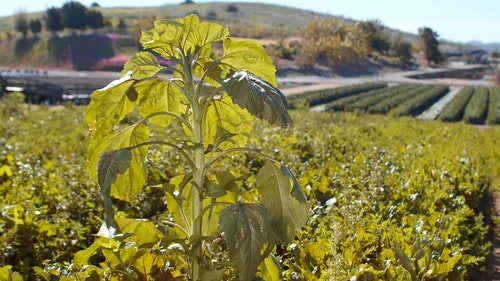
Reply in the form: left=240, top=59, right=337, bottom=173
left=77, top=14, right=309, bottom=280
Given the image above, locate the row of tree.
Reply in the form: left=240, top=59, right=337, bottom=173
left=286, top=19, right=443, bottom=68
left=15, top=1, right=105, bottom=36
left=291, top=19, right=415, bottom=68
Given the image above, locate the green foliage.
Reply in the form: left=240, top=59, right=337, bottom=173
left=250, top=112, right=497, bottom=280
left=0, top=99, right=102, bottom=278
left=463, top=86, right=489, bottom=124
left=61, top=1, right=88, bottom=30
left=439, top=86, right=475, bottom=122
left=80, top=14, right=308, bottom=280
left=419, top=26, right=445, bottom=66
left=367, top=84, right=433, bottom=114
left=28, top=19, right=42, bottom=35
left=44, top=7, right=64, bottom=33
left=355, top=20, right=390, bottom=55
left=287, top=82, right=387, bottom=109
left=325, top=83, right=415, bottom=112
left=391, top=35, right=414, bottom=64
left=1, top=87, right=499, bottom=279
left=14, top=11, right=29, bottom=37
left=390, top=84, right=449, bottom=116
left=85, top=9, right=105, bottom=30
left=487, top=86, right=500, bottom=125
left=298, top=19, right=364, bottom=68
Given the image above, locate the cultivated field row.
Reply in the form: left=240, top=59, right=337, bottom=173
left=287, top=82, right=500, bottom=125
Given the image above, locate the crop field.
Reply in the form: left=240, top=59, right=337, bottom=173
left=287, top=82, right=500, bottom=125
left=1, top=88, right=499, bottom=279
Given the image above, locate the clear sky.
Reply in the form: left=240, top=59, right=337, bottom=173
left=2, top=0, right=499, bottom=43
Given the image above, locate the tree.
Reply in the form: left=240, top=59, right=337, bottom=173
left=355, top=20, right=390, bottom=56
left=226, top=4, right=239, bottom=12
left=419, top=26, right=444, bottom=66
left=117, top=18, right=127, bottom=30
left=14, top=11, right=29, bottom=37
left=298, top=19, right=363, bottom=68
left=85, top=9, right=104, bottom=30
left=391, top=34, right=413, bottom=65
left=44, top=7, right=64, bottom=33
left=29, top=19, right=42, bottom=36
left=61, top=1, right=88, bottom=31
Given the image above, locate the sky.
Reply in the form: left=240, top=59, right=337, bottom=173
left=1, top=0, right=499, bottom=43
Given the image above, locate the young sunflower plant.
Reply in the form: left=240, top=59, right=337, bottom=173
left=76, top=14, right=309, bottom=280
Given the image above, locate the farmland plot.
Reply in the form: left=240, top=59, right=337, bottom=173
left=1, top=92, right=499, bottom=280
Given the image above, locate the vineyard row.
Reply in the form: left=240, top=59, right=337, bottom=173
left=287, top=82, right=500, bottom=125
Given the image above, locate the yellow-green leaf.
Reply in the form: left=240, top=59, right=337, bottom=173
left=0, top=266, right=22, bottom=281
left=203, top=94, right=253, bottom=149
left=122, top=51, right=165, bottom=79
left=141, top=14, right=228, bottom=60
left=88, top=124, right=150, bottom=200
left=0, top=165, right=12, bottom=178
left=98, top=149, right=132, bottom=196
left=221, top=39, right=277, bottom=86
left=222, top=70, right=292, bottom=127
left=84, top=78, right=136, bottom=137
left=256, top=162, right=309, bottom=243
left=116, top=217, right=166, bottom=246
left=218, top=203, right=277, bottom=281
left=257, top=254, right=282, bottom=281
left=135, top=78, right=188, bottom=127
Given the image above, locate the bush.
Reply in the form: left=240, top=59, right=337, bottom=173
left=463, top=86, right=489, bottom=124
left=439, top=86, right=475, bottom=122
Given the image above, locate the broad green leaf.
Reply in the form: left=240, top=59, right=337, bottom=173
left=122, top=51, right=165, bottom=79
left=141, top=14, right=228, bottom=60
left=89, top=124, right=150, bottom=200
left=134, top=78, right=188, bottom=127
left=218, top=203, right=277, bottom=281
left=116, top=217, right=167, bottom=246
left=256, top=162, right=309, bottom=243
left=222, top=70, right=292, bottom=127
left=187, top=18, right=229, bottom=53
left=204, top=94, right=253, bottom=149
left=221, top=39, right=277, bottom=86
left=141, top=19, right=184, bottom=59
left=98, top=149, right=132, bottom=195
left=84, top=78, right=136, bottom=137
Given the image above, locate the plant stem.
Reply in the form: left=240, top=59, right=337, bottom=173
left=186, top=55, right=205, bottom=281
